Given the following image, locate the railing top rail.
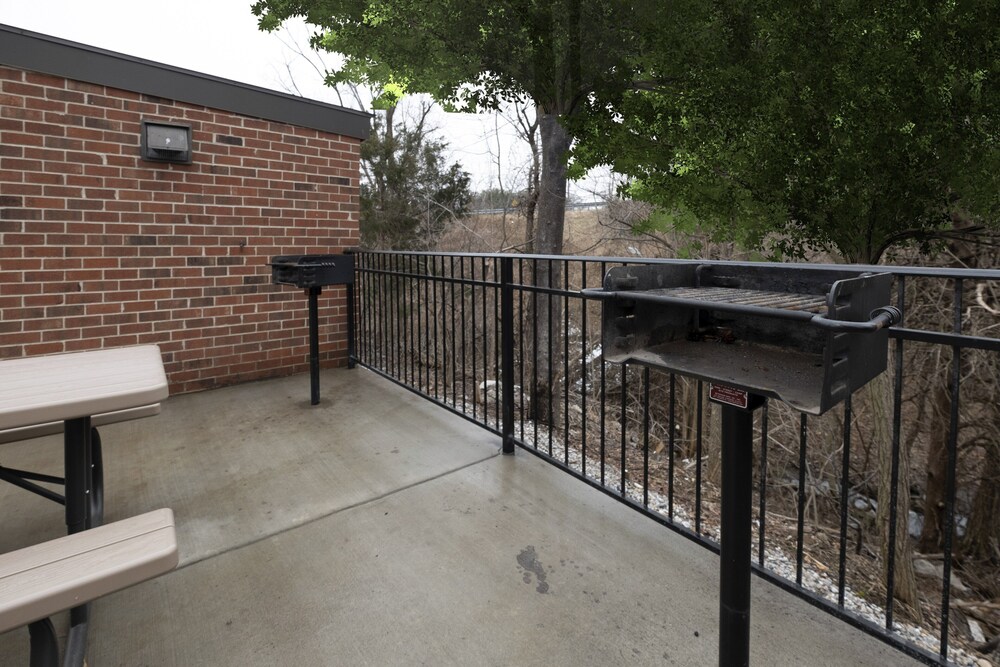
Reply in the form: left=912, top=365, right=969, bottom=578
left=354, top=249, right=1000, bottom=281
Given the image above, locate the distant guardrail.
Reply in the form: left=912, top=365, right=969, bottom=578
left=467, top=201, right=607, bottom=216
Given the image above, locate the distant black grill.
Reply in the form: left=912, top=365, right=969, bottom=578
left=269, top=253, right=356, bottom=405
left=269, top=254, right=354, bottom=289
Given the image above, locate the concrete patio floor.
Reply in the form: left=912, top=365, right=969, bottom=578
left=0, top=367, right=919, bottom=666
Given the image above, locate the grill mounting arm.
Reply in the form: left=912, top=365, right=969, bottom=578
left=810, top=305, right=901, bottom=332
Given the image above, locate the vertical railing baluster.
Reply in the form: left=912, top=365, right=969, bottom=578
left=620, top=363, right=628, bottom=497
left=600, top=262, right=607, bottom=484
left=564, top=260, right=570, bottom=466
left=450, top=257, right=457, bottom=409
left=388, top=253, right=394, bottom=377
left=378, top=253, right=386, bottom=373
left=796, top=413, right=808, bottom=586
left=838, top=395, right=852, bottom=606
left=425, top=257, right=433, bottom=395
left=532, top=258, right=539, bottom=451
left=758, top=401, right=769, bottom=568
left=417, top=255, right=436, bottom=396
left=429, top=256, right=433, bottom=391
left=396, top=255, right=403, bottom=383
left=695, top=381, right=703, bottom=535
left=668, top=373, right=676, bottom=520
left=643, top=367, right=650, bottom=508
left=470, top=258, right=478, bottom=421
left=940, top=277, right=963, bottom=661
left=387, top=253, right=393, bottom=374
left=410, top=255, right=417, bottom=388
left=482, top=257, right=489, bottom=428
left=460, top=257, right=467, bottom=416
left=581, top=262, right=588, bottom=478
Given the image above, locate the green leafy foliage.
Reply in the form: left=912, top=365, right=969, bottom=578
left=254, top=0, right=640, bottom=113
left=571, top=1, right=1000, bottom=263
left=360, top=110, right=471, bottom=250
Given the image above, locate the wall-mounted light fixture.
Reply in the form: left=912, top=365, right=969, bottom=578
left=140, top=120, right=192, bottom=164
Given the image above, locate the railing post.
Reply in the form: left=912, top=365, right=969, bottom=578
left=500, top=256, right=515, bottom=454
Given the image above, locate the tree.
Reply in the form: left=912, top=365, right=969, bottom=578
left=361, top=102, right=471, bottom=250
left=572, top=2, right=999, bottom=264
left=571, top=0, right=999, bottom=612
left=252, top=0, right=685, bottom=424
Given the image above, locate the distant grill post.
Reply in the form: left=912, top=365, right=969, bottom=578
left=585, top=262, right=900, bottom=667
left=269, top=254, right=356, bottom=405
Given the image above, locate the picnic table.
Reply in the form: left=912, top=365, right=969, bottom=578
left=0, top=345, right=172, bottom=666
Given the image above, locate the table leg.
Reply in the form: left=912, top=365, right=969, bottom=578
left=64, top=416, right=92, bottom=662
left=63, top=416, right=92, bottom=534
left=90, top=426, right=104, bottom=527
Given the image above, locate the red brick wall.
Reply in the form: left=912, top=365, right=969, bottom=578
left=0, top=66, right=361, bottom=394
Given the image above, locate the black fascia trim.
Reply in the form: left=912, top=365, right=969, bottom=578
left=0, top=23, right=371, bottom=141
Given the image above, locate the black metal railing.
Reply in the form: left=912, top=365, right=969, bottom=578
left=353, top=250, right=1000, bottom=666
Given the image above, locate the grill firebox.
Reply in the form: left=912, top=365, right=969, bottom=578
left=589, top=263, right=899, bottom=416
left=269, top=254, right=354, bottom=289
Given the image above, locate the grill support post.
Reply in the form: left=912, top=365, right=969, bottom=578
left=308, top=286, right=321, bottom=406
left=718, top=392, right=764, bottom=667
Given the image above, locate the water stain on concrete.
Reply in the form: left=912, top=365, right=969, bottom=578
left=516, top=545, right=550, bottom=593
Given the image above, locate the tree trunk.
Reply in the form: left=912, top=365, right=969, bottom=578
left=522, top=104, right=541, bottom=254
left=527, top=111, right=572, bottom=425
left=918, top=377, right=951, bottom=552
left=867, top=372, right=921, bottom=617
left=963, top=440, right=1000, bottom=571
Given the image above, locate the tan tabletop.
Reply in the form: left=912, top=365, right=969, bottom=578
left=0, top=345, right=169, bottom=431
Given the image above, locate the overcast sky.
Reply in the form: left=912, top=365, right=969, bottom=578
left=0, top=0, right=610, bottom=198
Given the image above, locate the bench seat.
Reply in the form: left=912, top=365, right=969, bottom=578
left=0, top=508, right=178, bottom=633
left=0, top=404, right=161, bottom=445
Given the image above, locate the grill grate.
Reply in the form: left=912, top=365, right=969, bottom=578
left=647, top=287, right=828, bottom=314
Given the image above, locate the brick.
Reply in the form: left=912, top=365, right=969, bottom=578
left=46, top=88, right=86, bottom=103
left=0, top=64, right=360, bottom=394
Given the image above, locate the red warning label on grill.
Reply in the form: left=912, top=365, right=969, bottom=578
left=709, top=383, right=749, bottom=409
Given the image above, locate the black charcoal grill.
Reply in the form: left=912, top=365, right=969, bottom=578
left=269, top=254, right=356, bottom=405
left=591, top=263, right=900, bottom=415
left=584, top=262, right=901, bottom=667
